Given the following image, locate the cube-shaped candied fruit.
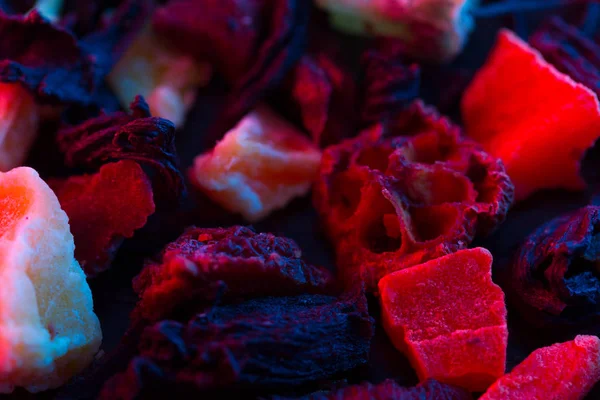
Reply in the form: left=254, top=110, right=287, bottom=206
left=480, top=335, right=600, bottom=400
left=461, top=29, right=600, bottom=201
left=191, top=106, right=322, bottom=222
left=379, top=248, right=508, bottom=392
left=0, top=167, right=101, bottom=393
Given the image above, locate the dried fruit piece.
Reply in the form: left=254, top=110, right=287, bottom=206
left=0, top=167, right=101, bottom=393
left=49, top=160, right=155, bottom=277
left=461, top=29, right=600, bottom=201
left=313, top=101, right=513, bottom=290
left=379, top=248, right=508, bottom=392
left=509, top=206, right=600, bottom=330
left=314, top=0, right=480, bottom=62
left=100, top=292, right=374, bottom=399
left=132, top=226, right=334, bottom=323
left=191, top=106, right=322, bottom=222
left=480, top=335, right=600, bottom=400
left=273, top=379, right=472, bottom=400
left=108, top=25, right=212, bottom=127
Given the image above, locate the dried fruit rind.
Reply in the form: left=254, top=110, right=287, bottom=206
left=379, top=248, right=507, bottom=392
left=0, top=167, right=101, bottom=393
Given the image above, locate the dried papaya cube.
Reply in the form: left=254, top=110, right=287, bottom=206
left=132, top=226, right=334, bottom=323
left=313, top=101, right=513, bottom=291
left=480, top=335, right=600, bottom=400
left=49, top=160, right=155, bottom=277
left=191, top=106, right=322, bottom=222
left=379, top=248, right=508, bottom=392
left=461, top=29, right=600, bottom=201
left=0, top=167, right=101, bottom=394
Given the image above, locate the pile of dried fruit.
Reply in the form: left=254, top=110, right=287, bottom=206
left=1, top=1, right=600, bottom=399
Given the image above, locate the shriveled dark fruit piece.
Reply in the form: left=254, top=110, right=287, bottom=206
left=530, top=17, right=600, bottom=97
left=100, top=292, right=374, bottom=399
left=57, top=96, right=185, bottom=207
left=313, top=100, right=514, bottom=291
left=132, top=226, right=335, bottom=323
left=153, top=0, right=310, bottom=137
left=48, top=160, right=155, bottom=277
left=272, top=379, right=472, bottom=400
left=510, top=205, right=600, bottom=330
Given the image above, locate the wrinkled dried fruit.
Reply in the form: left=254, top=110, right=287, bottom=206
left=480, top=335, right=600, bottom=400
left=153, top=0, right=310, bottom=137
left=315, top=0, right=479, bottom=62
left=191, top=106, right=321, bottom=222
left=0, top=167, right=101, bottom=393
left=379, top=248, right=508, bottom=392
left=49, top=160, right=155, bottom=277
left=108, top=25, right=212, bottom=128
left=100, top=292, right=374, bottom=399
left=509, top=205, right=600, bottom=330
left=314, top=100, right=514, bottom=290
left=132, top=226, right=334, bottom=323
left=58, top=96, right=185, bottom=207
left=462, top=29, right=600, bottom=201
left=273, top=379, right=472, bottom=400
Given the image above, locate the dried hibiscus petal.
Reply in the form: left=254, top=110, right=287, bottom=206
left=132, top=226, right=334, bottom=323
left=100, top=292, right=374, bottom=399
left=313, top=100, right=514, bottom=291
left=272, top=379, right=472, bottom=400
left=379, top=248, right=508, bottom=392
left=480, top=335, right=600, bottom=400
left=461, top=29, right=600, bottom=201
left=48, top=160, right=155, bottom=277
left=510, top=206, right=600, bottom=330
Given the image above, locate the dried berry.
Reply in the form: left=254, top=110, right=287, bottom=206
left=461, top=29, right=600, bottom=201
left=313, top=100, right=514, bottom=291
left=379, top=248, right=508, bottom=392
left=510, top=206, right=600, bottom=330
left=57, top=96, right=185, bottom=207
left=480, top=335, right=600, bottom=400
left=132, top=226, right=335, bottom=323
left=272, top=379, right=472, bottom=400
left=48, top=160, right=155, bottom=277
left=100, top=292, right=374, bottom=399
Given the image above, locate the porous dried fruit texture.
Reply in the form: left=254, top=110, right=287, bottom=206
left=191, top=106, right=322, bottom=222
left=0, top=83, right=39, bottom=171
left=313, top=100, right=513, bottom=291
left=480, top=335, right=600, bottom=400
left=0, top=167, right=101, bottom=393
left=315, top=0, right=479, bottom=61
left=49, top=160, right=155, bottom=277
left=133, top=226, right=334, bottom=323
left=108, top=25, right=211, bottom=128
left=379, top=248, right=507, bottom=392
left=461, top=29, right=600, bottom=201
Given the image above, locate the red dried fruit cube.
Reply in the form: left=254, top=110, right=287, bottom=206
left=379, top=248, right=508, bottom=392
left=462, top=29, right=600, bottom=201
left=49, top=160, right=155, bottom=277
left=480, top=335, right=600, bottom=400
left=313, top=101, right=513, bottom=291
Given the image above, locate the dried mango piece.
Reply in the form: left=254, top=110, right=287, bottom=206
left=379, top=248, right=507, bottom=392
left=461, top=29, right=600, bottom=201
left=0, top=167, right=102, bottom=393
left=480, top=335, right=600, bottom=400
left=191, top=106, right=322, bottom=222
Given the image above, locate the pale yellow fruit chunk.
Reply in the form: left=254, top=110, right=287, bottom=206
left=0, top=167, right=102, bottom=393
left=191, top=106, right=322, bottom=222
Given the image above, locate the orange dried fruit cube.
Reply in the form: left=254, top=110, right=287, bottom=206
left=461, top=29, right=600, bottom=201
left=481, top=335, right=600, bottom=400
left=379, top=247, right=507, bottom=392
left=191, top=106, right=322, bottom=222
left=0, top=167, right=101, bottom=393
